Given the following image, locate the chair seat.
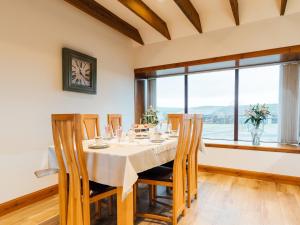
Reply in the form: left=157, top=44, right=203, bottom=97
left=162, top=160, right=189, bottom=170
left=138, top=166, right=173, bottom=182
left=89, top=181, right=115, bottom=197
left=162, top=160, right=174, bottom=168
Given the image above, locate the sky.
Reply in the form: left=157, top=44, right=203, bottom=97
left=156, top=65, right=280, bottom=108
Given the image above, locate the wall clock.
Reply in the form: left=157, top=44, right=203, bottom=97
left=62, top=48, right=97, bottom=94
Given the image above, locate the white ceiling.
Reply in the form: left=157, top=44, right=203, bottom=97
left=95, top=0, right=300, bottom=45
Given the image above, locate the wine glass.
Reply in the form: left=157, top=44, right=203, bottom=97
left=167, top=123, right=172, bottom=134
left=105, top=125, right=113, bottom=139
left=116, top=127, right=123, bottom=142
left=128, top=128, right=136, bottom=142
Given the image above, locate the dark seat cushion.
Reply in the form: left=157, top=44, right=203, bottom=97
left=162, top=160, right=189, bottom=170
left=89, top=181, right=115, bottom=197
left=138, top=166, right=173, bottom=182
left=161, top=160, right=174, bottom=168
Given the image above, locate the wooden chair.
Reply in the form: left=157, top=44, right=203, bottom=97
left=80, top=114, right=114, bottom=215
left=51, top=114, right=117, bottom=225
left=167, top=114, right=182, bottom=131
left=81, top=114, right=100, bottom=139
left=135, top=114, right=193, bottom=225
left=107, top=114, right=122, bottom=133
left=187, top=114, right=203, bottom=208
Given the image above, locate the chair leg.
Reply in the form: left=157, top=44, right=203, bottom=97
left=108, top=196, right=113, bottom=216
left=149, top=184, right=153, bottom=206
left=152, top=185, right=157, bottom=207
left=133, top=184, right=137, bottom=219
left=153, top=185, right=157, bottom=199
left=172, top=211, right=177, bottom=225
left=148, top=184, right=151, bottom=206
left=95, top=200, right=101, bottom=218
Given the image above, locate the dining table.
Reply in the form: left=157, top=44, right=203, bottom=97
left=48, top=135, right=178, bottom=225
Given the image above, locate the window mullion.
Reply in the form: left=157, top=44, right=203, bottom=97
left=184, top=67, right=188, bottom=114
left=234, top=68, right=239, bottom=141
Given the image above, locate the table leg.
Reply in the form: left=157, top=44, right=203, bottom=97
left=117, top=187, right=134, bottom=225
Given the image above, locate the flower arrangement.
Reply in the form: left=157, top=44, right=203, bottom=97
left=244, top=104, right=271, bottom=128
left=142, top=106, right=159, bottom=126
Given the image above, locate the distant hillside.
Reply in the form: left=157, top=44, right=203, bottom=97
left=157, top=104, right=278, bottom=116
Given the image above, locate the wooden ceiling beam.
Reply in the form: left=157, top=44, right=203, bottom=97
left=119, top=0, right=171, bottom=40
left=280, top=0, right=288, bottom=15
left=64, top=0, right=144, bottom=45
left=173, top=0, right=202, bottom=33
left=229, top=0, right=239, bottom=26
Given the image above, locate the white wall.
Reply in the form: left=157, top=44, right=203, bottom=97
left=134, top=12, right=300, bottom=68
left=0, top=0, right=135, bottom=203
left=199, top=148, right=300, bottom=177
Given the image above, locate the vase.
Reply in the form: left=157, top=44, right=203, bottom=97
left=147, top=123, right=156, bottom=128
left=250, top=124, right=264, bottom=145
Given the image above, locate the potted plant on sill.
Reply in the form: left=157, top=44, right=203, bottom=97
left=244, top=103, right=271, bottom=145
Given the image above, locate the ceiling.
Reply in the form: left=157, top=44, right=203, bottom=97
left=95, top=0, right=300, bottom=45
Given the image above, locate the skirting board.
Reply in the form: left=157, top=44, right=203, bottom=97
left=0, top=184, right=58, bottom=217
left=1, top=166, right=299, bottom=217
left=198, top=164, right=300, bottom=186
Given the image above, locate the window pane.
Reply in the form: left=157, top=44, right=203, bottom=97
left=239, top=55, right=281, bottom=67
left=188, top=70, right=235, bottom=140
left=188, top=61, right=235, bottom=72
left=238, top=65, right=279, bottom=142
left=156, top=67, right=185, bottom=76
left=156, top=76, right=185, bottom=120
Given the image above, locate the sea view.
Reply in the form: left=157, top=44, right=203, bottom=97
left=157, top=104, right=278, bottom=142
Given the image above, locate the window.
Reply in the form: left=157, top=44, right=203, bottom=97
left=156, top=76, right=185, bottom=120
left=142, top=56, right=283, bottom=142
left=238, top=65, right=280, bottom=142
left=188, top=70, right=235, bottom=140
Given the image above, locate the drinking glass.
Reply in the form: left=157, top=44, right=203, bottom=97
left=128, top=129, right=136, bottom=142
left=158, top=121, right=164, bottom=131
left=105, top=125, right=113, bottom=139
left=116, top=127, right=123, bottom=142
left=167, top=123, right=172, bottom=134
left=95, top=136, right=102, bottom=145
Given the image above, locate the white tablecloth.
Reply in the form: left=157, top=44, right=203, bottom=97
left=48, top=137, right=177, bottom=199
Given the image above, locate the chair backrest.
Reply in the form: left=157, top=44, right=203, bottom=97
left=167, top=114, right=182, bottom=131
left=81, top=114, right=100, bottom=139
left=107, top=114, right=122, bottom=133
left=172, top=114, right=193, bottom=216
left=188, top=114, right=203, bottom=161
left=52, top=114, right=89, bottom=225
left=187, top=114, right=203, bottom=196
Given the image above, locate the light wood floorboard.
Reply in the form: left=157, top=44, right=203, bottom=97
left=1, top=172, right=300, bottom=225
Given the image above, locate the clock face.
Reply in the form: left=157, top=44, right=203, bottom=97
left=71, top=58, right=91, bottom=87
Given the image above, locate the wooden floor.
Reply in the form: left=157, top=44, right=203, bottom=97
left=1, top=172, right=300, bottom=225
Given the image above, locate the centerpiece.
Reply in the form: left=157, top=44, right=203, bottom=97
left=244, top=104, right=270, bottom=145
left=141, top=106, right=159, bottom=127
